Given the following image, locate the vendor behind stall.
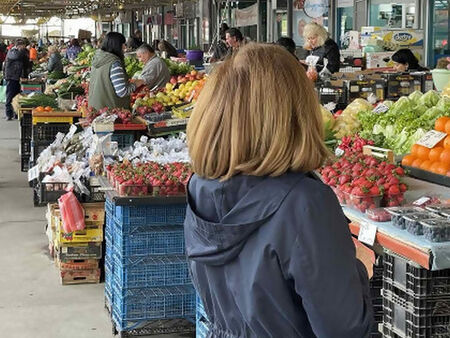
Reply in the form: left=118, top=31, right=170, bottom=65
left=132, top=44, right=170, bottom=90
left=303, top=22, right=340, bottom=74
left=386, top=49, right=428, bottom=72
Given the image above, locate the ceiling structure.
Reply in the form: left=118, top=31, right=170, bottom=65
left=0, top=0, right=181, bottom=19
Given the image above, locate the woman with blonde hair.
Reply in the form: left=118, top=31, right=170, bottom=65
left=303, top=22, right=340, bottom=74
left=184, top=43, right=373, bottom=338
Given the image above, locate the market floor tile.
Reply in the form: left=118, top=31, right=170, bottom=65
left=0, top=105, right=194, bottom=338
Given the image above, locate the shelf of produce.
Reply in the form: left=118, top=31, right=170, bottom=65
left=403, top=165, right=450, bottom=188
left=99, top=177, right=186, bottom=206
left=343, top=177, right=450, bottom=271
left=31, top=111, right=82, bottom=117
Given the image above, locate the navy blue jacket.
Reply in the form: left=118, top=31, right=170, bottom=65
left=4, top=47, right=30, bottom=81
left=184, top=172, right=373, bottom=338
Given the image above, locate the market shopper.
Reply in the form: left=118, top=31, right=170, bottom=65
left=184, top=43, right=374, bottom=338
left=3, top=39, right=30, bottom=120
left=303, top=22, right=340, bottom=74
left=225, top=27, right=244, bottom=55
left=89, top=32, right=135, bottom=110
left=127, top=30, right=143, bottom=50
left=276, top=36, right=299, bottom=60
left=28, top=43, right=38, bottom=63
left=388, top=49, right=428, bottom=72
left=133, top=44, right=170, bottom=90
left=47, top=45, right=64, bottom=74
left=210, top=23, right=230, bottom=62
left=157, top=40, right=178, bottom=58
left=66, top=38, right=82, bottom=61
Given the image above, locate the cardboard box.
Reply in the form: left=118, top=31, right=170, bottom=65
left=366, top=52, right=395, bottom=69
left=55, top=242, right=102, bottom=261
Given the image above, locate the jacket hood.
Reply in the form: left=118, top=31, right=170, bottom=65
left=6, top=48, right=23, bottom=61
left=184, top=172, right=306, bottom=266
left=92, top=49, right=121, bottom=68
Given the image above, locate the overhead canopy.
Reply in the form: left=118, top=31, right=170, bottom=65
left=0, top=0, right=180, bottom=19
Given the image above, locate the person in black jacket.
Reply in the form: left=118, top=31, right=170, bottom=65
left=3, top=39, right=30, bottom=120
left=387, top=49, right=428, bottom=72
left=303, top=22, right=340, bottom=74
left=184, top=43, right=374, bottom=338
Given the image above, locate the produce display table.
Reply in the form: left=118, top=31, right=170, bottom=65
left=344, top=177, right=450, bottom=270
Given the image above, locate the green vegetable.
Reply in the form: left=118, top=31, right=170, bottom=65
left=124, top=56, right=143, bottom=78
left=19, top=94, right=58, bottom=108
left=162, top=58, right=194, bottom=76
left=47, top=71, right=67, bottom=80
left=418, top=90, right=440, bottom=108
left=408, top=90, right=423, bottom=105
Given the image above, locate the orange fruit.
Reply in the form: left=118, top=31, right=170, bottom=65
left=44, top=106, right=53, bottom=112
left=429, top=147, right=444, bottom=162
left=445, top=136, right=450, bottom=150
left=412, top=158, right=424, bottom=168
left=436, top=162, right=450, bottom=176
left=447, top=171, right=450, bottom=177
left=446, top=120, right=450, bottom=134
left=35, top=106, right=44, bottom=112
left=411, top=144, right=421, bottom=157
left=420, top=160, right=433, bottom=171
left=435, top=117, right=450, bottom=132
left=430, top=162, right=441, bottom=173
left=401, top=154, right=416, bottom=166
left=417, top=146, right=431, bottom=160
left=440, top=149, right=450, bottom=165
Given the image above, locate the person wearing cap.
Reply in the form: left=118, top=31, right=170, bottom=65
left=3, top=39, right=30, bottom=120
left=387, top=49, right=428, bottom=72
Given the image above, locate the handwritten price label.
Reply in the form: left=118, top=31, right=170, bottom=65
left=416, top=130, right=447, bottom=149
left=358, top=222, right=377, bottom=246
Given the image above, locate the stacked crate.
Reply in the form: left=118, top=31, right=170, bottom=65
left=382, top=250, right=450, bottom=337
left=52, top=202, right=105, bottom=285
left=19, top=112, right=32, bottom=172
left=196, top=294, right=210, bottom=338
left=370, top=255, right=384, bottom=337
left=104, top=198, right=195, bottom=335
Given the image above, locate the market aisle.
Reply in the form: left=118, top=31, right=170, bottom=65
left=0, top=105, right=192, bottom=338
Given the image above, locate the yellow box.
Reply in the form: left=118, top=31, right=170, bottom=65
left=32, top=116, right=74, bottom=124
left=55, top=220, right=103, bottom=244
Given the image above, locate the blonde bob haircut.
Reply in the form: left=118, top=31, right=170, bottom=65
left=48, top=45, right=58, bottom=54
left=187, top=43, right=329, bottom=181
left=303, top=22, right=328, bottom=50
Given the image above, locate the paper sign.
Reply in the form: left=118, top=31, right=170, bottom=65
left=65, top=124, right=78, bottom=140
left=373, top=103, right=389, bottom=114
left=335, top=147, right=345, bottom=157
left=413, top=196, right=431, bottom=206
left=358, top=222, right=377, bottom=246
left=28, top=165, right=39, bottom=182
left=416, top=130, right=447, bottom=149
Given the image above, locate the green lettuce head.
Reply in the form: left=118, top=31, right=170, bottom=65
left=418, top=90, right=440, bottom=108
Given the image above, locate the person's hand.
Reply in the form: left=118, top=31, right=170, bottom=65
left=131, top=79, right=145, bottom=88
left=355, top=245, right=374, bottom=279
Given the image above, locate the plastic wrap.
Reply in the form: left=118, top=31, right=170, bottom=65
left=58, top=190, right=85, bottom=233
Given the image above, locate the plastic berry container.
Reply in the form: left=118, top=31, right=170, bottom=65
left=348, top=193, right=382, bottom=213
left=421, top=219, right=450, bottom=242
left=382, top=192, right=405, bottom=208
left=331, top=186, right=349, bottom=205
left=385, top=207, right=424, bottom=229
left=425, top=204, right=450, bottom=215
left=403, top=212, right=443, bottom=236
left=366, top=208, right=392, bottom=222
left=117, top=182, right=150, bottom=196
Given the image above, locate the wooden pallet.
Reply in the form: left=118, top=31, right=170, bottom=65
left=60, top=268, right=101, bottom=285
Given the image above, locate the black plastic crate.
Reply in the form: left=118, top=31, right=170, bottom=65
left=21, top=155, right=30, bottom=172
left=383, top=288, right=450, bottom=338
left=31, top=141, right=50, bottom=163
left=383, top=250, right=450, bottom=297
left=20, top=138, right=31, bottom=155
left=20, top=113, right=32, bottom=127
left=318, top=85, right=348, bottom=111
left=34, top=180, right=69, bottom=207
left=32, top=123, right=71, bottom=143
left=20, top=123, right=32, bottom=141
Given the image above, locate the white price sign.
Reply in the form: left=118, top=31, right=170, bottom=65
left=28, top=165, right=39, bottom=182
left=335, top=147, right=345, bottom=157
left=373, top=104, right=389, bottom=114
left=416, top=130, right=447, bottom=149
left=358, top=222, right=377, bottom=246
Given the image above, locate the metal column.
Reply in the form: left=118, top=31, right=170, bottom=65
left=287, top=0, right=293, bottom=38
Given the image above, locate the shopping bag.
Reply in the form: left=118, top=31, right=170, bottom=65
left=0, top=84, right=6, bottom=104
left=58, top=190, right=85, bottom=233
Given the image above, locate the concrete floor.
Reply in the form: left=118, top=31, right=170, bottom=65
left=0, top=105, right=193, bottom=338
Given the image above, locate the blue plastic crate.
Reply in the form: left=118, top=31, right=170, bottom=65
left=105, top=216, right=113, bottom=244
left=112, top=224, right=185, bottom=257
left=111, top=133, right=135, bottom=149
left=105, top=197, right=115, bottom=217
left=196, top=316, right=210, bottom=338
left=196, top=293, right=207, bottom=320
left=111, top=284, right=195, bottom=328
left=105, top=265, right=113, bottom=305
left=113, top=254, right=191, bottom=289
left=114, top=203, right=186, bottom=229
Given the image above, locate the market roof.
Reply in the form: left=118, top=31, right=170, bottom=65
left=0, top=0, right=180, bottom=18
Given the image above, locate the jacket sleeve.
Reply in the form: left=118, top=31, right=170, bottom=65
left=47, top=54, right=55, bottom=72
left=284, top=185, right=373, bottom=338
left=324, top=41, right=341, bottom=73
left=140, top=61, right=160, bottom=88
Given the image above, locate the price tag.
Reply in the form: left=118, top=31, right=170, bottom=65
left=65, top=124, right=77, bottom=140
left=413, top=196, right=431, bottom=207
left=358, top=222, right=377, bottom=246
left=335, top=147, right=345, bottom=157
left=373, top=103, right=389, bottom=114
left=416, top=130, right=447, bottom=149
left=28, top=165, right=39, bottom=182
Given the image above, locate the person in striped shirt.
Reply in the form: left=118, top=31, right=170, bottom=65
left=89, top=32, right=135, bottom=110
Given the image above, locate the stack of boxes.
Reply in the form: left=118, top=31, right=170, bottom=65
left=104, top=198, right=195, bottom=335
left=382, top=250, right=450, bottom=337
left=47, top=202, right=105, bottom=285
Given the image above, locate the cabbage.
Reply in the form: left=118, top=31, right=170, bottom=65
left=391, top=97, right=412, bottom=115
left=418, top=90, right=440, bottom=108
left=408, top=90, right=423, bottom=105
left=383, top=100, right=394, bottom=108
left=436, top=96, right=450, bottom=114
